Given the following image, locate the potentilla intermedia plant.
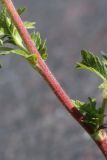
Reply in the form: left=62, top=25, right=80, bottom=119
left=0, top=0, right=107, bottom=159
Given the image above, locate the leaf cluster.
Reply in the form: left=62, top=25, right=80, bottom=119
left=74, top=50, right=107, bottom=132
left=73, top=98, right=104, bottom=131
left=0, top=5, right=47, bottom=68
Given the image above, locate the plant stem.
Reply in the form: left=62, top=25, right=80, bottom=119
left=2, top=0, right=90, bottom=131
left=2, top=0, right=107, bottom=158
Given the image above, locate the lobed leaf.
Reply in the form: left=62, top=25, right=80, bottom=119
left=31, top=32, right=48, bottom=60
left=73, top=98, right=104, bottom=131
left=76, top=50, right=107, bottom=80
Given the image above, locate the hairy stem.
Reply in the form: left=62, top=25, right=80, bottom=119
left=2, top=0, right=107, bottom=158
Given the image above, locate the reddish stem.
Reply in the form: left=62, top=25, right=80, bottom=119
left=2, top=0, right=89, bottom=131
left=2, top=0, right=107, bottom=158
left=95, top=129, right=107, bottom=158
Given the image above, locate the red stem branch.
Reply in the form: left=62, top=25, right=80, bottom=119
left=2, top=0, right=107, bottom=158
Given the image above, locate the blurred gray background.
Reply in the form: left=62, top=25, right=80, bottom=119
left=0, top=0, right=107, bottom=159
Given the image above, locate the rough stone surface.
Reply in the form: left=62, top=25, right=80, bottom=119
left=0, top=0, right=107, bottom=159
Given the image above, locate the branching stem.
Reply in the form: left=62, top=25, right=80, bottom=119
left=2, top=0, right=107, bottom=158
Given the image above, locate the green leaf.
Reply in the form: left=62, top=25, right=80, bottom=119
left=0, top=47, right=13, bottom=51
left=31, top=32, right=48, bottom=60
left=73, top=97, right=104, bottom=131
left=24, top=21, right=35, bottom=29
left=39, top=40, right=48, bottom=60
left=0, top=27, right=7, bottom=36
left=31, top=32, right=41, bottom=49
left=73, top=98, right=97, bottom=114
left=0, top=8, right=9, bottom=36
left=0, top=47, right=29, bottom=58
left=17, top=7, right=26, bottom=15
left=12, top=27, right=24, bottom=48
left=76, top=50, right=107, bottom=80
left=0, top=50, right=14, bottom=55
left=11, top=49, right=29, bottom=58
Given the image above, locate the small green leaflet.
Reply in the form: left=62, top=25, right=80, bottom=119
left=0, top=7, right=9, bottom=36
left=17, top=7, right=26, bottom=15
left=31, top=32, right=47, bottom=60
left=73, top=98, right=104, bottom=131
left=76, top=50, right=107, bottom=80
left=0, top=48, right=29, bottom=57
left=24, top=21, right=36, bottom=29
